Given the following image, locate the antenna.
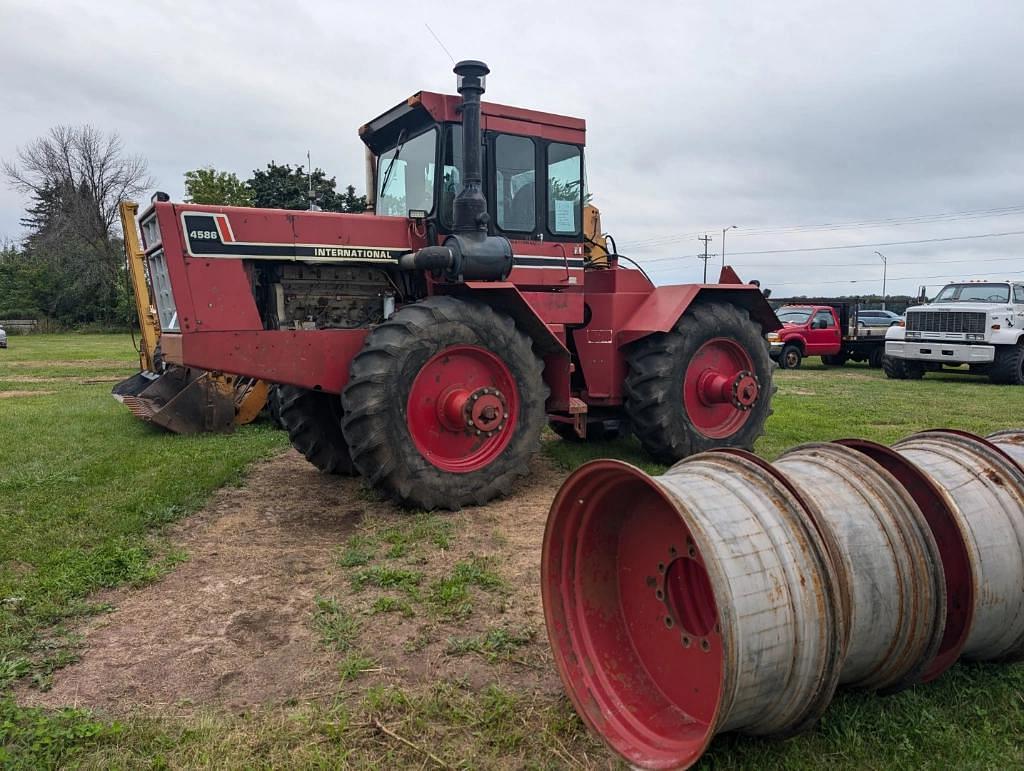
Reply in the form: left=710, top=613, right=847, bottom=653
left=425, top=23, right=456, bottom=64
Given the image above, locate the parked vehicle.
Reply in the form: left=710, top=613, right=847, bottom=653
left=856, top=309, right=903, bottom=328
left=885, top=281, right=1024, bottom=384
left=768, top=301, right=886, bottom=369
left=0, top=324, right=7, bottom=349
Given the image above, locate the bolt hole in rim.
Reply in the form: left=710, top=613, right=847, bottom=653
left=684, top=338, right=758, bottom=439
left=407, top=344, right=518, bottom=473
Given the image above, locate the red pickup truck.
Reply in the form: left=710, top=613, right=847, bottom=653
left=767, top=302, right=888, bottom=369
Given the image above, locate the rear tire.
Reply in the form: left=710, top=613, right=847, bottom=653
left=989, top=344, right=1024, bottom=385
left=868, top=347, right=885, bottom=369
left=779, top=344, right=802, bottom=369
left=883, top=356, right=925, bottom=380
left=278, top=386, right=357, bottom=474
left=625, top=301, right=775, bottom=464
left=341, top=297, right=546, bottom=510
left=266, top=384, right=283, bottom=427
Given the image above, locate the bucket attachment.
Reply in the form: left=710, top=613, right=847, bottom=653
left=112, top=365, right=236, bottom=434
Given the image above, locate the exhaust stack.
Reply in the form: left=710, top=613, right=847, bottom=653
left=452, top=60, right=488, bottom=233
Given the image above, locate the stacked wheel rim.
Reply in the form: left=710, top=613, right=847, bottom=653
left=542, top=454, right=843, bottom=769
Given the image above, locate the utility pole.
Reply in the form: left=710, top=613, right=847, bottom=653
left=721, top=225, right=737, bottom=270
left=698, top=234, right=713, bottom=283
left=874, top=250, right=887, bottom=310
left=307, top=150, right=314, bottom=211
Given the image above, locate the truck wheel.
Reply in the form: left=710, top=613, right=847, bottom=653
left=822, top=354, right=847, bottom=367
left=868, top=347, right=885, bottom=369
left=883, top=356, right=925, bottom=380
left=625, top=301, right=775, bottom=464
left=341, top=297, right=546, bottom=509
left=779, top=343, right=802, bottom=369
left=989, top=344, right=1024, bottom=385
left=277, top=386, right=357, bottom=474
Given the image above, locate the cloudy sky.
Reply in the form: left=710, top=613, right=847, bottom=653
left=3, top=0, right=1024, bottom=296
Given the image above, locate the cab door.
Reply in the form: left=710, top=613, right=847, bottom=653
left=805, top=309, right=841, bottom=354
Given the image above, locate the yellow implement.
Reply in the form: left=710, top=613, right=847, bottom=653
left=112, top=201, right=269, bottom=433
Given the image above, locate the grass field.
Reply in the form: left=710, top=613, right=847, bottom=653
left=2, top=334, right=1023, bottom=768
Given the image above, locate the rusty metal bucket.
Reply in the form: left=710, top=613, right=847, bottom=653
left=774, top=443, right=946, bottom=692
left=112, top=365, right=236, bottom=434
left=894, top=430, right=1024, bottom=662
left=542, top=453, right=844, bottom=770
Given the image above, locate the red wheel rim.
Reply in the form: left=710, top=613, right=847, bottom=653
left=542, top=461, right=725, bottom=769
left=407, top=344, right=518, bottom=473
left=683, top=337, right=759, bottom=439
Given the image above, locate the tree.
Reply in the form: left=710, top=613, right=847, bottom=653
left=247, top=162, right=367, bottom=212
left=2, top=125, right=151, bottom=325
left=184, top=167, right=252, bottom=206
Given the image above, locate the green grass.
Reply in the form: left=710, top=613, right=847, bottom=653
left=4, top=340, right=1024, bottom=767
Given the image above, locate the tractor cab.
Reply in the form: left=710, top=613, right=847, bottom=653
left=359, top=89, right=587, bottom=247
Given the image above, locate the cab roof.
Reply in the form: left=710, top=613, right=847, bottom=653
left=359, top=91, right=586, bottom=153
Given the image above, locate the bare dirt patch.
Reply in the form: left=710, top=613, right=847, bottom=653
left=0, top=390, right=57, bottom=399
left=20, top=450, right=566, bottom=713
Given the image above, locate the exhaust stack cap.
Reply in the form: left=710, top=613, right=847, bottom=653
left=454, top=60, right=489, bottom=92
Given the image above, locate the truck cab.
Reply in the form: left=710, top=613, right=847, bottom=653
left=885, top=281, right=1024, bottom=384
left=768, top=305, right=841, bottom=368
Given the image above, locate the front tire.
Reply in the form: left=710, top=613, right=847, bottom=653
left=625, top=301, right=774, bottom=464
left=883, top=356, right=925, bottom=380
left=277, top=386, right=357, bottom=474
left=779, top=343, right=802, bottom=369
left=341, top=297, right=546, bottom=510
left=990, top=344, right=1024, bottom=385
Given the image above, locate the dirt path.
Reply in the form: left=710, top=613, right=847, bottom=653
left=20, top=449, right=565, bottom=713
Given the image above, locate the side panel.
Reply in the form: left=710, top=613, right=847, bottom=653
left=162, top=329, right=368, bottom=394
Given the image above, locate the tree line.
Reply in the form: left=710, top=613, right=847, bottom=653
left=1, top=125, right=366, bottom=327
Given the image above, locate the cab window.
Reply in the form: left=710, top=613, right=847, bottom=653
left=376, top=128, right=438, bottom=217
left=1015, top=285, right=1024, bottom=303
left=547, top=143, right=582, bottom=235
left=495, top=134, right=536, bottom=232
left=813, top=310, right=835, bottom=328
left=439, top=126, right=463, bottom=228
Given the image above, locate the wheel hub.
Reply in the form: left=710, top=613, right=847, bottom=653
left=683, top=338, right=760, bottom=439
left=408, top=345, right=519, bottom=473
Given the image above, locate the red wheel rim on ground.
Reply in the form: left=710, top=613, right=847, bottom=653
left=683, top=337, right=759, bottom=439
left=407, top=344, right=519, bottom=473
left=542, top=461, right=725, bottom=769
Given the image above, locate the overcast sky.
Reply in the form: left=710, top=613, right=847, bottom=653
left=3, top=0, right=1024, bottom=296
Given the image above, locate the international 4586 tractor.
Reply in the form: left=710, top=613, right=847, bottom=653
left=127, top=61, right=780, bottom=509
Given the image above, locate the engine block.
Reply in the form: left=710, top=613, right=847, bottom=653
left=274, top=264, right=391, bottom=330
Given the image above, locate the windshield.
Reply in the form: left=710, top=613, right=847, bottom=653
left=933, top=283, right=1010, bottom=303
left=376, top=128, right=438, bottom=217
left=777, top=308, right=812, bottom=324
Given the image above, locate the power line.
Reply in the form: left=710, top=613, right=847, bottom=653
left=623, top=204, right=1024, bottom=250
left=768, top=268, right=1024, bottom=287
left=635, top=229, right=1024, bottom=266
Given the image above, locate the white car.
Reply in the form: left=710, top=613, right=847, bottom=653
left=0, top=325, right=6, bottom=349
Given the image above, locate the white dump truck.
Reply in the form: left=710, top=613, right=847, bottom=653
left=885, top=281, right=1024, bottom=384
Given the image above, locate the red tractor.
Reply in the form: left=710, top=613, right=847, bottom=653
left=129, top=61, right=780, bottom=509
